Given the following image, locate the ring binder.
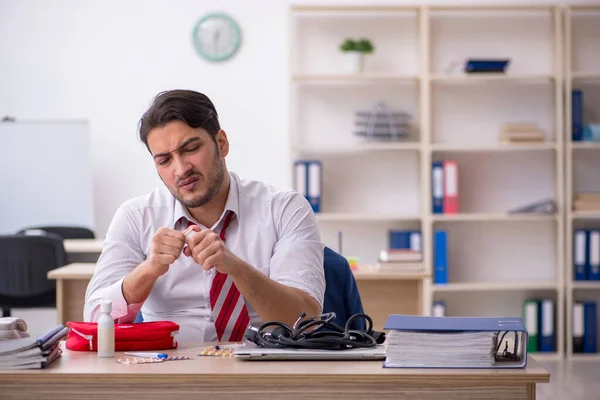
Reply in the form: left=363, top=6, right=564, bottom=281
left=383, top=315, right=528, bottom=368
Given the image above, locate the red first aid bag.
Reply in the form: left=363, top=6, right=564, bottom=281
left=65, top=321, right=180, bottom=351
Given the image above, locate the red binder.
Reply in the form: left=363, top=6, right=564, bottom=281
left=443, top=160, right=458, bottom=214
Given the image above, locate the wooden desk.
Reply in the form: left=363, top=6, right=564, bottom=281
left=63, top=238, right=104, bottom=263
left=47, top=262, right=428, bottom=330
left=0, top=346, right=550, bottom=399
left=48, top=263, right=95, bottom=324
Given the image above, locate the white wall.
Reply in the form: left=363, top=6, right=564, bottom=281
left=0, top=0, right=597, bottom=236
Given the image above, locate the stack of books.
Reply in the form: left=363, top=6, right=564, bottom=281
left=573, top=193, right=600, bottom=212
left=0, top=323, right=68, bottom=370
left=499, top=122, right=545, bottom=144
left=376, top=249, right=423, bottom=273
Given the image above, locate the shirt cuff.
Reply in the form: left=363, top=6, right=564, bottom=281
left=103, top=277, right=143, bottom=323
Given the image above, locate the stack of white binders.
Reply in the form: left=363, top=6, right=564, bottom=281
left=294, top=160, right=322, bottom=213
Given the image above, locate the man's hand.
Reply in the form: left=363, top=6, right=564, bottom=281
left=183, top=226, right=238, bottom=274
left=146, top=227, right=186, bottom=278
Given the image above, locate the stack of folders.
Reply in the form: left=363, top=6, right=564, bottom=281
left=383, top=315, right=528, bottom=369
left=0, top=325, right=68, bottom=369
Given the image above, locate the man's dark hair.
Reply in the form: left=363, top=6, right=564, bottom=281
left=138, top=89, right=221, bottom=151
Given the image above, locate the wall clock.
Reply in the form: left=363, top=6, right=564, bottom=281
left=192, top=12, right=241, bottom=62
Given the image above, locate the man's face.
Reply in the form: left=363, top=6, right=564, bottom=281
left=147, top=120, right=227, bottom=209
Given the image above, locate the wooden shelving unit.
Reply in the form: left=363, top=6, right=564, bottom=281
left=289, top=4, right=599, bottom=358
left=430, top=213, right=558, bottom=222
left=564, top=4, right=600, bottom=360
left=433, top=282, right=559, bottom=293
left=315, top=213, right=421, bottom=222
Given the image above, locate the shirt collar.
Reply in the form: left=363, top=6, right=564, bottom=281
left=172, top=172, right=240, bottom=229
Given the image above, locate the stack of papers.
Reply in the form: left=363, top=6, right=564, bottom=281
left=0, top=325, right=68, bottom=369
left=499, top=122, right=545, bottom=143
left=382, top=314, right=528, bottom=369
left=574, top=193, right=600, bottom=212
left=384, top=330, right=497, bottom=368
left=376, top=249, right=424, bottom=273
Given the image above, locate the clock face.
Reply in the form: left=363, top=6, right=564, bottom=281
left=192, top=13, right=241, bottom=62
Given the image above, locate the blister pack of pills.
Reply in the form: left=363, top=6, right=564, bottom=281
left=199, top=345, right=235, bottom=357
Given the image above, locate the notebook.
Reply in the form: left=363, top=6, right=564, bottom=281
left=233, top=343, right=386, bottom=361
left=0, top=325, right=67, bottom=369
left=383, top=315, right=528, bottom=369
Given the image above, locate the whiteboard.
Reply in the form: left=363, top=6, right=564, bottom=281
left=0, top=120, right=94, bottom=234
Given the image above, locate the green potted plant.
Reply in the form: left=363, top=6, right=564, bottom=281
left=339, top=38, right=374, bottom=73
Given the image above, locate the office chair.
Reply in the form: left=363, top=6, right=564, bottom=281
left=17, top=226, right=95, bottom=239
left=133, top=247, right=366, bottom=330
left=0, top=234, right=66, bottom=317
left=322, top=246, right=366, bottom=331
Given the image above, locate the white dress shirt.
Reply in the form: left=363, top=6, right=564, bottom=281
left=84, top=171, right=325, bottom=345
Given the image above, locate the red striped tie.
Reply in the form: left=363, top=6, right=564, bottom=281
left=187, top=211, right=250, bottom=342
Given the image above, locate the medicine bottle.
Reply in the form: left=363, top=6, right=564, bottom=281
left=97, top=300, right=115, bottom=357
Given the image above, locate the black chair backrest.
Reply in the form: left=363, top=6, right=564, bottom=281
left=18, top=226, right=95, bottom=239
left=0, top=234, right=66, bottom=297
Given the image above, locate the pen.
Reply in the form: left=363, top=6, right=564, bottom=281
left=124, top=352, right=169, bottom=359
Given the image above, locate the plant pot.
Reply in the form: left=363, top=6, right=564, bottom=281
left=343, top=51, right=363, bottom=74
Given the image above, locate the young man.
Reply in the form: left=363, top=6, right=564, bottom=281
left=84, top=90, right=325, bottom=344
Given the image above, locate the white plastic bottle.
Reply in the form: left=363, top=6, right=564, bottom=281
left=97, top=300, right=115, bottom=357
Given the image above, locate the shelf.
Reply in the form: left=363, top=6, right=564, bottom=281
left=431, top=143, right=557, bottom=153
left=570, top=281, right=600, bottom=290
left=571, top=211, right=600, bottom=220
left=429, top=5, right=555, bottom=12
left=295, top=142, right=421, bottom=154
left=316, top=213, right=421, bottom=222
left=352, top=265, right=428, bottom=281
left=433, top=281, right=558, bottom=292
left=431, top=213, right=557, bottom=222
left=290, top=5, right=419, bottom=14
left=430, top=73, right=554, bottom=84
left=571, top=71, right=600, bottom=82
left=292, top=73, right=418, bottom=84
left=570, top=142, right=600, bottom=150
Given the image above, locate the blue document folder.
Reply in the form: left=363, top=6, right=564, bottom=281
left=384, top=315, right=526, bottom=332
